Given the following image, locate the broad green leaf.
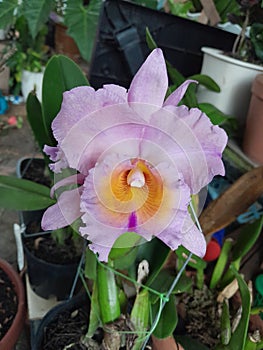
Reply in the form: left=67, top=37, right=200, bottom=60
left=109, top=232, right=142, bottom=260
left=0, top=176, right=55, bottom=210
left=232, top=216, right=263, bottom=262
left=131, top=289, right=149, bottom=350
left=26, top=92, right=52, bottom=152
left=136, top=238, right=170, bottom=286
left=113, top=246, right=139, bottom=270
left=97, top=261, right=121, bottom=324
left=152, top=294, right=178, bottom=338
left=23, top=0, right=54, bottom=39
left=0, top=0, right=18, bottom=29
left=198, top=103, right=234, bottom=126
left=189, top=74, right=220, bottom=92
left=149, top=269, right=192, bottom=304
left=64, top=0, right=102, bottom=62
left=42, top=54, right=89, bottom=144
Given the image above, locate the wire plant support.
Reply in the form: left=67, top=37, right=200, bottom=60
left=77, top=199, right=203, bottom=349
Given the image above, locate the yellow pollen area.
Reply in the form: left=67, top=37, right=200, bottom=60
left=110, top=160, right=163, bottom=222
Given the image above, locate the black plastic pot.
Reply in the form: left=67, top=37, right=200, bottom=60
left=32, top=293, right=90, bottom=350
left=89, top=0, right=237, bottom=89
left=16, top=158, right=82, bottom=300
left=23, top=234, right=80, bottom=300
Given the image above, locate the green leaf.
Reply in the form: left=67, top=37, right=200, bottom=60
left=250, top=23, right=263, bottom=61
left=136, top=238, right=170, bottom=287
left=190, top=74, right=220, bottom=92
left=0, top=0, right=18, bottom=29
left=97, top=261, right=121, bottom=324
left=26, top=92, right=52, bottom=152
left=221, top=217, right=263, bottom=287
left=146, top=27, right=157, bottom=51
left=198, top=103, right=233, bottom=126
left=42, top=54, right=89, bottom=144
left=176, top=246, right=207, bottom=289
left=131, top=289, right=149, bottom=350
left=113, top=245, right=139, bottom=270
left=109, top=232, right=142, bottom=260
left=149, top=269, right=192, bottom=304
left=0, top=175, right=55, bottom=210
left=86, top=280, right=101, bottom=338
left=64, top=0, right=102, bottom=62
left=209, top=238, right=234, bottom=289
left=167, top=0, right=193, bottom=17
left=232, top=216, right=263, bottom=262
left=152, top=294, right=178, bottom=338
left=23, top=0, right=54, bottom=40
left=84, top=247, right=98, bottom=281
left=220, top=300, right=231, bottom=345
left=215, top=266, right=251, bottom=350
left=244, top=337, right=258, bottom=350
left=166, top=63, right=198, bottom=108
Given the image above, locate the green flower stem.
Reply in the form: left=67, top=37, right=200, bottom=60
left=97, top=259, right=121, bottom=325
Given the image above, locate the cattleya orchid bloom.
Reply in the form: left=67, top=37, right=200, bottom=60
left=42, top=48, right=227, bottom=262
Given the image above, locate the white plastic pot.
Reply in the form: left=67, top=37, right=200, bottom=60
left=197, top=47, right=263, bottom=131
left=21, top=69, right=44, bottom=103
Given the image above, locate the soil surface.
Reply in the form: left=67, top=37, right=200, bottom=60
left=0, top=268, right=18, bottom=341
left=41, top=302, right=89, bottom=350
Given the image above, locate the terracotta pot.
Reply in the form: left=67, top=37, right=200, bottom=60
left=243, top=74, right=263, bottom=164
left=55, top=23, right=81, bottom=62
left=151, top=335, right=184, bottom=350
left=0, top=259, right=26, bottom=350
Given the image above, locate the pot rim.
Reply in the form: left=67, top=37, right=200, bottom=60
left=201, top=46, right=263, bottom=71
left=0, top=258, right=26, bottom=349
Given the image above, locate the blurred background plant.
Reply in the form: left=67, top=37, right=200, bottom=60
left=227, top=0, right=263, bottom=63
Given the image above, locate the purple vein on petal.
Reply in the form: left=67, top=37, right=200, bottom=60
left=128, top=212, right=137, bottom=230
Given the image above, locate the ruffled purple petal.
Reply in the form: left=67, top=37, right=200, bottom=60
left=128, top=48, right=168, bottom=107
left=41, top=187, right=82, bottom=230
left=163, top=80, right=197, bottom=107
left=148, top=105, right=227, bottom=194
left=44, top=145, right=69, bottom=173
left=50, top=174, right=85, bottom=198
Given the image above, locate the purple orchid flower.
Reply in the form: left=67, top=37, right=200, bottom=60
left=42, top=48, right=227, bottom=262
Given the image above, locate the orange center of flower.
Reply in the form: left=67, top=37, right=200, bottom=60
left=110, top=160, right=163, bottom=223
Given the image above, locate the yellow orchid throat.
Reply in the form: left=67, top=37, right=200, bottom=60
left=109, top=159, right=164, bottom=224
